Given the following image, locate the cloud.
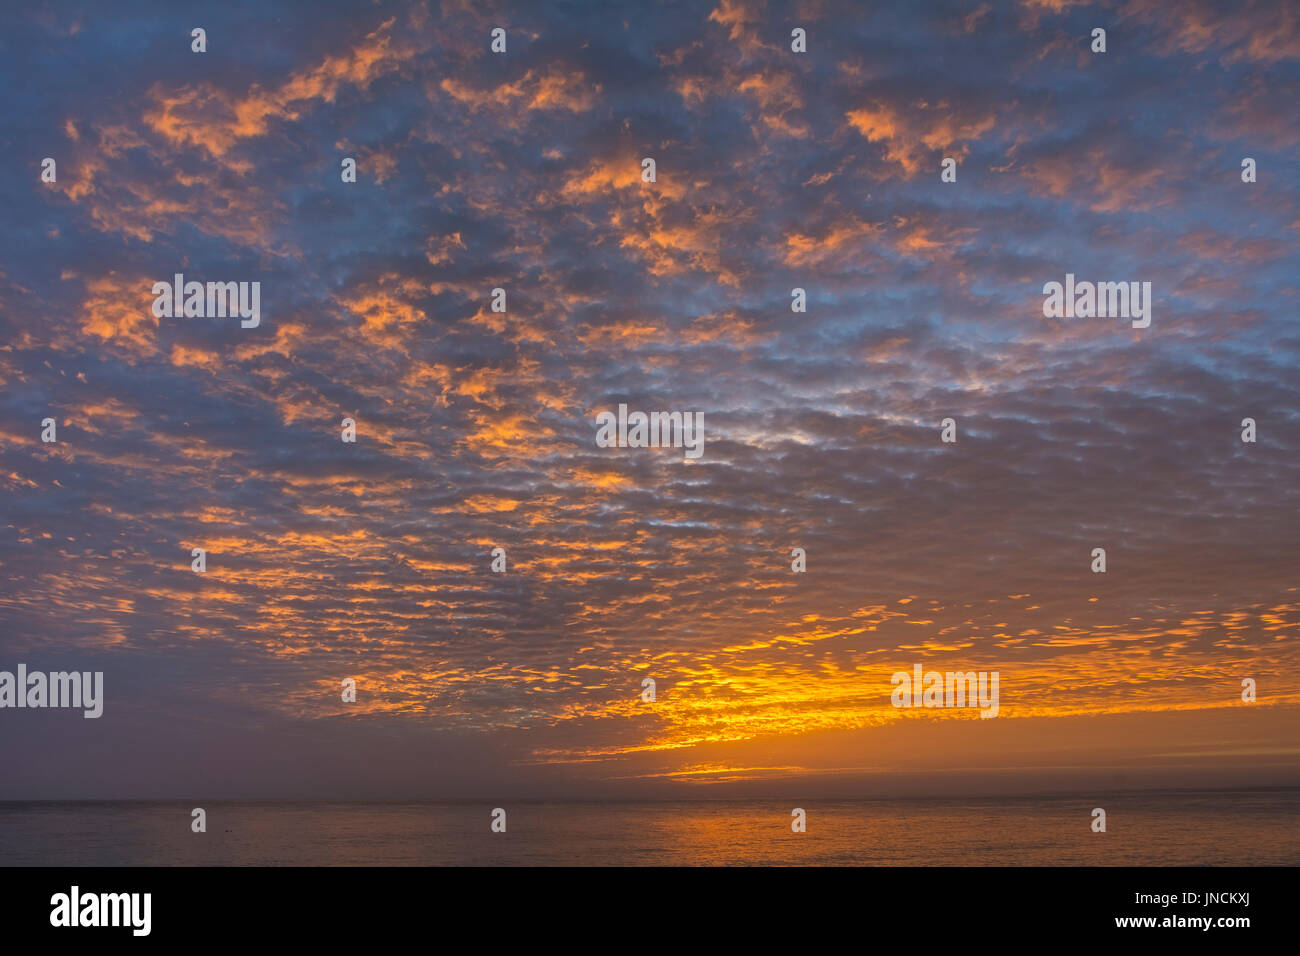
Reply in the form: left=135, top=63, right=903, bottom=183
left=2, top=0, right=1297, bottom=799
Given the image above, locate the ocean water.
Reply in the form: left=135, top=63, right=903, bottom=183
left=1, top=790, right=1295, bottom=866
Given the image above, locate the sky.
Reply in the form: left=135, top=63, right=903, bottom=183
left=0, top=0, right=1297, bottom=800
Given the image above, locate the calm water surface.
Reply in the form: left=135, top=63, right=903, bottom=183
left=1, top=789, right=1295, bottom=866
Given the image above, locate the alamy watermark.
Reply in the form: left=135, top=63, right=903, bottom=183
left=152, top=273, right=260, bottom=328
left=0, top=664, right=103, bottom=718
left=50, top=886, right=150, bottom=936
left=1042, top=273, right=1151, bottom=329
left=891, top=664, right=999, bottom=718
left=595, top=404, right=704, bottom=459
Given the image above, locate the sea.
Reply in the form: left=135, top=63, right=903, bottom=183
left=1, top=789, right=1295, bottom=866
